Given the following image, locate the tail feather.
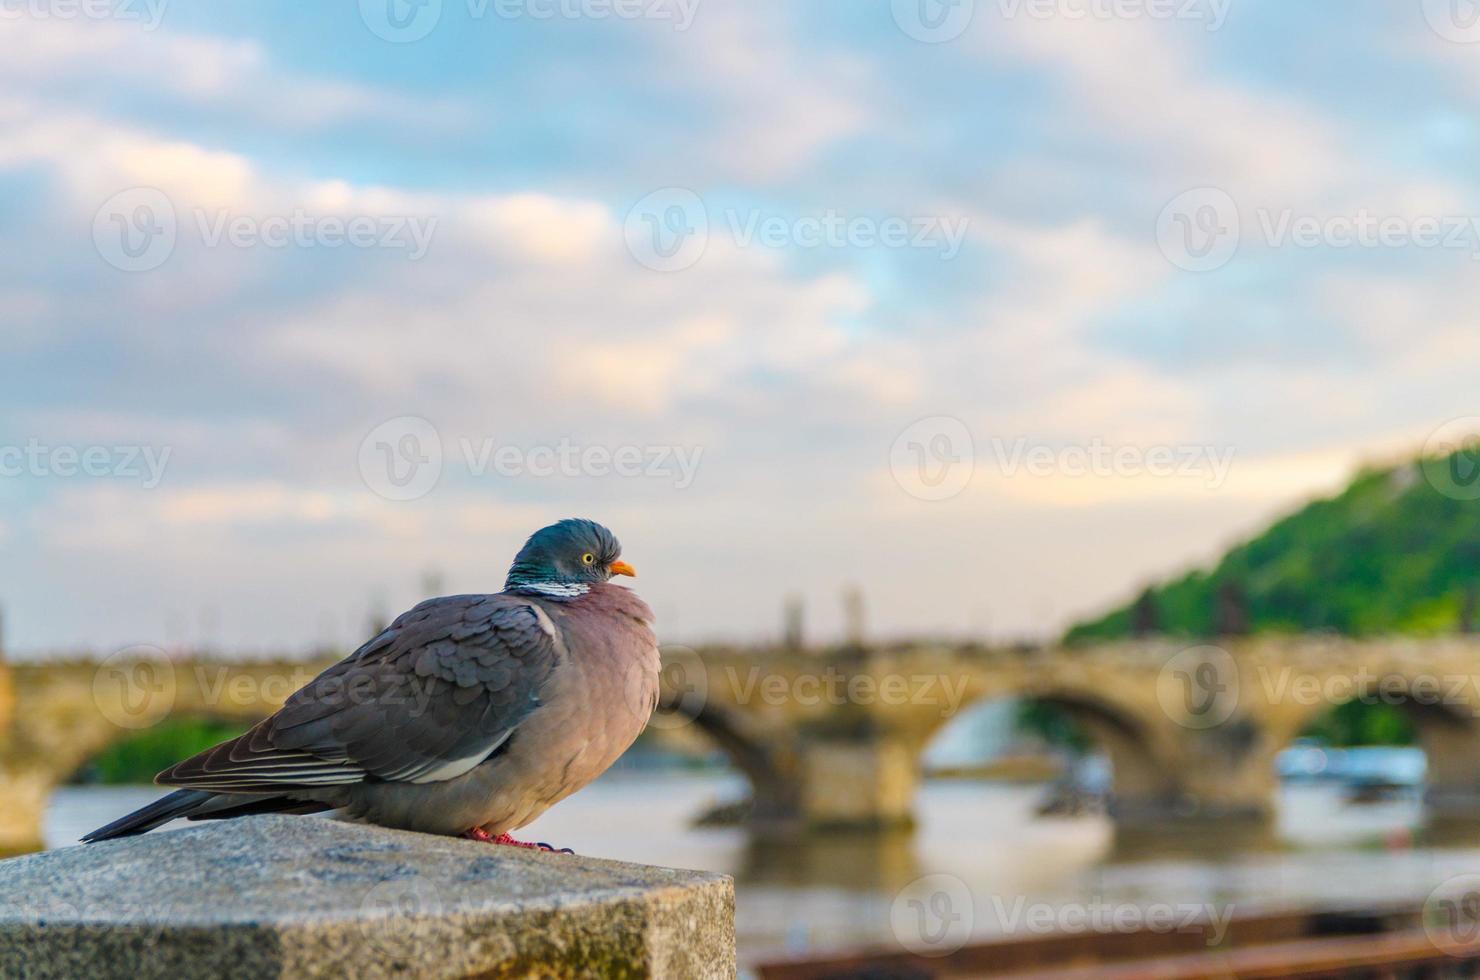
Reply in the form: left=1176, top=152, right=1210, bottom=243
left=80, top=790, right=332, bottom=843
left=80, top=788, right=215, bottom=842
left=179, top=794, right=333, bottom=822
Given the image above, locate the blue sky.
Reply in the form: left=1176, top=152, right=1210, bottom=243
left=4, top=0, right=1480, bottom=653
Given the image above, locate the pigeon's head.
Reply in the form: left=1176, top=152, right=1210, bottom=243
left=505, top=518, right=635, bottom=589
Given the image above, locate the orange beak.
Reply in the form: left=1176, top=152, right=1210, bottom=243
left=609, top=560, right=637, bottom=578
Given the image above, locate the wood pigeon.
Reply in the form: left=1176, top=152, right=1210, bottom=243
left=82, top=519, right=658, bottom=852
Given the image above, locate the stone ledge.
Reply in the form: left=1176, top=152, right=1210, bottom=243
left=0, top=814, right=735, bottom=979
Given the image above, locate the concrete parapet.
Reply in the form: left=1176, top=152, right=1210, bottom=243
left=0, top=814, right=735, bottom=979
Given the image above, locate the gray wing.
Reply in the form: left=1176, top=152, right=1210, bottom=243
left=158, top=594, right=562, bottom=793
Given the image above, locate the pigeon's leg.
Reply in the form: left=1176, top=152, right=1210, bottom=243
left=462, top=828, right=573, bottom=854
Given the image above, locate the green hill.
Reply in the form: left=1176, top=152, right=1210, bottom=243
left=1066, top=446, right=1480, bottom=642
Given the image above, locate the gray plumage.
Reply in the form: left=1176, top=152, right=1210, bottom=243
left=84, top=520, right=657, bottom=843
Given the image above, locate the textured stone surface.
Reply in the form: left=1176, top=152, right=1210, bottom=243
left=0, top=814, right=735, bottom=979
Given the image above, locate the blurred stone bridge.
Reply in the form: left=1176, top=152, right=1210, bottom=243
left=4, top=638, right=1480, bottom=851
left=667, top=638, right=1480, bottom=833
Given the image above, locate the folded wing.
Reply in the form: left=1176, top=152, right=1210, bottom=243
left=158, top=595, right=562, bottom=793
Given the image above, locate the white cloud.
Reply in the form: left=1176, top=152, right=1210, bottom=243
left=9, top=7, right=1480, bottom=652
left=980, top=11, right=1471, bottom=229
left=0, top=17, right=261, bottom=97
left=0, top=96, right=257, bottom=206
left=648, top=6, right=877, bottom=180
left=980, top=15, right=1344, bottom=201
left=0, top=15, right=462, bottom=129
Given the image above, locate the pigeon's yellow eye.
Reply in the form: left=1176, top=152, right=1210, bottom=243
left=581, top=552, right=596, bottom=565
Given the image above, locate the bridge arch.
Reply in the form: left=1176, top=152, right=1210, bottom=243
left=0, top=657, right=325, bottom=852
left=1273, top=678, right=1480, bottom=807
left=656, top=692, right=802, bottom=829
left=921, top=688, right=1177, bottom=815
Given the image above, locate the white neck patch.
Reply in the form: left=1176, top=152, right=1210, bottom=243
left=521, top=581, right=591, bottom=597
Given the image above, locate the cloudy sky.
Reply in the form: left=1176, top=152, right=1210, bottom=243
left=3, top=0, right=1479, bottom=654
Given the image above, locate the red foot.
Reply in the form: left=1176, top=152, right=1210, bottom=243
left=462, top=828, right=572, bottom=853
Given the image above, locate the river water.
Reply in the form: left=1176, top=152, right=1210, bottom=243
left=45, top=772, right=1480, bottom=972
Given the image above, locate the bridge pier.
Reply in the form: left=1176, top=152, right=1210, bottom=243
left=783, top=721, right=1279, bottom=832
left=1109, top=786, right=1274, bottom=825
left=0, top=765, right=49, bottom=855
left=797, top=737, right=918, bottom=831
left=0, top=662, right=48, bottom=854
left=1113, top=719, right=1279, bottom=823
left=1417, top=712, right=1480, bottom=812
